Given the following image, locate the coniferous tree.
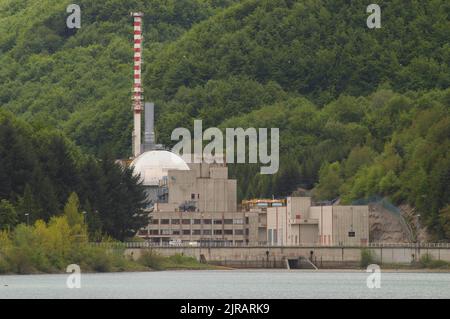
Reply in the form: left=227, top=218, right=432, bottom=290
left=97, top=154, right=148, bottom=240
left=15, top=184, right=40, bottom=224
left=0, top=199, right=18, bottom=231
left=63, top=192, right=83, bottom=228
left=29, top=166, right=59, bottom=221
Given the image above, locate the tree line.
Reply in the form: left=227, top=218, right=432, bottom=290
left=0, top=110, right=148, bottom=240
left=0, top=0, right=448, bottom=239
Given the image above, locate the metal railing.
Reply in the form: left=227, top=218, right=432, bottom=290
left=88, top=241, right=450, bottom=249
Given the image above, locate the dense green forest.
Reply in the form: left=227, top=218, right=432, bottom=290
left=0, top=109, right=148, bottom=240
left=0, top=0, right=449, bottom=239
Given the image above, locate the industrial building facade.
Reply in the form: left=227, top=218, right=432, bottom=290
left=263, top=197, right=369, bottom=246
left=127, top=13, right=368, bottom=246
left=136, top=160, right=249, bottom=245
left=135, top=160, right=369, bottom=246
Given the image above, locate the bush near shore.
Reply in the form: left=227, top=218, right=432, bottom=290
left=0, top=193, right=210, bottom=274
left=359, top=248, right=450, bottom=270
left=418, top=254, right=450, bottom=269
left=137, top=251, right=214, bottom=271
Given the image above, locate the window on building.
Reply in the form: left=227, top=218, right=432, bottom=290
left=224, top=229, right=233, bottom=235
left=233, top=219, right=244, bottom=224
left=150, top=230, right=159, bottom=235
left=213, top=219, right=223, bottom=225
left=161, top=219, right=170, bottom=225
left=172, top=230, right=180, bottom=235
left=214, top=230, right=222, bottom=235
left=192, top=230, right=201, bottom=235
left=203, top=219, right=212, bottom=224
left=203, top=230, right=211, bottom=235
left=224, top=219, right=233, bottom=224
left=245, top=217, right=249, bottom=224
left=191, top=193, right=195, bottom=200
left=193, top=219, right=201, bottom=224
left=182, top=219, right=191, bottom=225
left=183, top=229, right=190, bottom=235
left=171, top=219, right=180, bottom=225
left=151, top=219, right=159, bottom=224
left=234, top=229, right=244, bottom=235
left=161, top=229, right=171, bottom=235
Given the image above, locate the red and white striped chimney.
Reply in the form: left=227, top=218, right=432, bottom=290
left=131, top=12, right=144, bottom=158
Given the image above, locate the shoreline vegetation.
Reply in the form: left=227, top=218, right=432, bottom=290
left=0, top=193, right=218, bottom=275
left=360, top=248, right=450, bottom=270
left=1, top=193, right=448, bottom=275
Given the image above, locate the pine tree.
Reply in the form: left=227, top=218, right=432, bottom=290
left=15, top=184, right=40, bottom=224
left=97, top=154, right=149, bottom=240
left=0, top=199, right=18, bottom=231
left=63, top=192, right=83, bottom=228
left=29, top=166, right=59, bottom=221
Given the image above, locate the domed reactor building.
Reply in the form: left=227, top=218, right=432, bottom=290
left=128, top=98, right=245, bottom=245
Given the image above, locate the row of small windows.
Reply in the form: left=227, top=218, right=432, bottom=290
left=148, top=229, right=245, bottom=236
left=152, top=219, right=246, bottom=225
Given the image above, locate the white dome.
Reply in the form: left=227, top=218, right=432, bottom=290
left=131, top=150, right=190, bottom=186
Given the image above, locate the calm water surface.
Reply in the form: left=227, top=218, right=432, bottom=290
left=1, top=270, right=449, bottom=299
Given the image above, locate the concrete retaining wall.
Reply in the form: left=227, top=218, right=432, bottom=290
left=124, top=246, right=450, bottom=268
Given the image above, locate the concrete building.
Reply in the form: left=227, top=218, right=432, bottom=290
left=135, top=160, right=248, bottom=245
left=133, top=157, right=369, bottom=246
left=265, top=197, right=369, bottom=246
left=126, top=11, right=369, bottom=247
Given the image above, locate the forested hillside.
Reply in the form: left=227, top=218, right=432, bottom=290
left=0, top=109, right=148, bottom=240
left=0, top=0, right=449, bottom=238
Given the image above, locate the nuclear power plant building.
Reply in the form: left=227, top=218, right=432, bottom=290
left=133, top=158, right=248, bottom=245
left=126, top=12, right=369, bottom=247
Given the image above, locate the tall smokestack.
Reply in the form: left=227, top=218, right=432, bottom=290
left=131, top=12, right=144, bottom=158
left=144, top=102, right=155, bottom=151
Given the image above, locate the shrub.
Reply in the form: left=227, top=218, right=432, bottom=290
left=138, top=250, right=165, bottom=270
left=0, top=257, right=10, bottom=274
left=86, top=248, right=113, bottom=272
left=419, top=254, right=450, bottom=269
left=8, top=249, right=36, bottom=274
left=360, top=248, right=374, bottom=268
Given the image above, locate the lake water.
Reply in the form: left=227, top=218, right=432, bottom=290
left=1, top=270, right=449, bottom=299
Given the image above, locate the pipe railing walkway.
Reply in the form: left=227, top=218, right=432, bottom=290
left=88, top=242, right=450, bottom=249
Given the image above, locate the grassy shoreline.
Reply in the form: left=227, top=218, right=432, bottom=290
left=0, top=251, right=222, bottom=275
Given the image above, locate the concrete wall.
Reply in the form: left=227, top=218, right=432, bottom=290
left=287, top=197, right=311, bottom=219
left=267, top=207, right=288, bottom=245
left=311, top=206, right=333, bottom=245
left=332, top=206, right=369, bottom=246
left=166, top=163, right=237, bottom=213
left=125, top=246, right=450, bottom=268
